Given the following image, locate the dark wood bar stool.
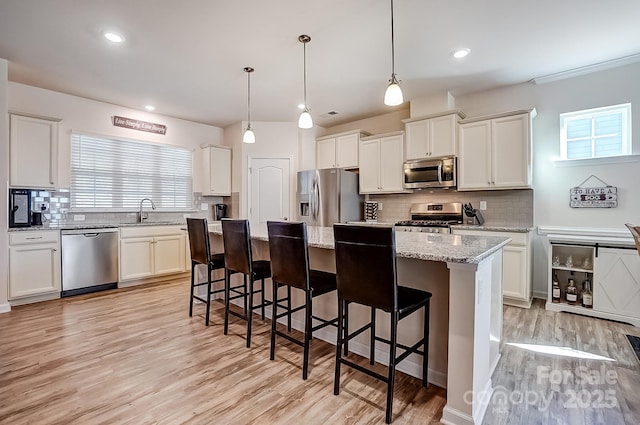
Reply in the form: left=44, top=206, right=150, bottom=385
left=267, top=221, right=341, bottom=380
left=186, top=218, right=226, bottom=326
left=333, top=224, right=432, bottom=424
left=221, top=219, right=272, bottom=348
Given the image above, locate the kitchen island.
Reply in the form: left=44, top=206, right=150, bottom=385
left=207, top=223, right=509, bottom=425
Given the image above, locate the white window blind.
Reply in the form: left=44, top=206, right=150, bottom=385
left=71, top=133, right=193, bottom=210
left=560, top=103, right=631, bottom=160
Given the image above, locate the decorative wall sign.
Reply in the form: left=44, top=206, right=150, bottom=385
left=570, top=175, right=617, bottom=208
left=112, top=116, right=167, bottom=135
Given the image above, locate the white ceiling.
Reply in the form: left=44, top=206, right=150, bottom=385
left=1, top=0, right=640, bottom=128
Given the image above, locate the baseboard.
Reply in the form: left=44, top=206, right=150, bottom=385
left=441, top=405, right=474, bottom=425
left=533, top=290, right=547, bottom=300
left=8, top=292, right=59, bottom=306
left=503, top=296, right=532, bottom=309
left=0, top=303, right=11, bottom=313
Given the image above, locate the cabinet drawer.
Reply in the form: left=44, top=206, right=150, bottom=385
left=120, top=225, right=183, bottom=238
left=453, top=229, right=528, bottom=246
left=9, top=230, right=60, bottom=245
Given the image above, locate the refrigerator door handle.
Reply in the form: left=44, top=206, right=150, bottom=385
left=312, top=177, right=320, bottom=222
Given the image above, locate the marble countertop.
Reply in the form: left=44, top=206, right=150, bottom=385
left=8, top=221, right=185, bottom=231
left=207, top=223, right=510, bottom=265
left=451, top=224, right=536, bottom=233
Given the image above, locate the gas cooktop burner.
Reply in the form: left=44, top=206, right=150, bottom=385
left=395, top=220, right=460, bottom=227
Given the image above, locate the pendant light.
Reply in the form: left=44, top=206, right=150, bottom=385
left=384, top=0, right=403, bottom=106
left=242, top=67, right=256, bottom=143
left=298, top=34, right=313, bottom=129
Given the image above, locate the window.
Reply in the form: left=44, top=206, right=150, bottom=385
left=560, top=103, right=631, bottom=160
left=71, top=133, right=193, bottom=210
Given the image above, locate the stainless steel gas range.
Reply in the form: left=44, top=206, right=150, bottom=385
left=395, top=202, right=463, bottom=234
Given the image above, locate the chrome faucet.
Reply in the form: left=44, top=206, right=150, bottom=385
left=138, top=198, right=156, bottom=222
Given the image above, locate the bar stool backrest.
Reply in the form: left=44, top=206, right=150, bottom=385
left=221, top=219, right=253, bottom=274
left=626, top=223, right=640, bottom=254
left=333, top=224, right=397, bottom=313
left=267, top=221, right=310, bottom=291
left=187, top=218, right=211, bottom=265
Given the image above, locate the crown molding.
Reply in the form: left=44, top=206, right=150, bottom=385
left=532, top=53, right=640, bottom=85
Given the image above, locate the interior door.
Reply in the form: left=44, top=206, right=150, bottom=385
left=248, top=157, right=291, bottom=227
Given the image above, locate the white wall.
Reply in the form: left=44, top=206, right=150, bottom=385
left=225, top=121, right=317, bottom=220
left=8, top=82, right=225, bottom=188
left=322, top=108, right=409, bottom=135
left=448, top=61, right=640, bottom=296
left=0, top=59, right=10, bottom=312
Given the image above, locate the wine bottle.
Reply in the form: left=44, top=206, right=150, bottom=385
left=582, top=274, right=593, bottom=309
left=552, top=272, right=561, bottom=303
left=566, top=278, right=577, bottom=305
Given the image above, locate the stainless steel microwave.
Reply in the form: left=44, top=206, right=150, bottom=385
left=403, top=157, right=456, bottom=189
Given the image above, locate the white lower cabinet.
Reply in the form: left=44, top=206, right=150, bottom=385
left=9, top=231, right=61, bottom=300
left=119, top=226, right=186, bottom=281
left=546, top=241, right=640, bottom=327
left=593, top=248, right=640, bottom=320
left=452, top=228, right=532, bottom=308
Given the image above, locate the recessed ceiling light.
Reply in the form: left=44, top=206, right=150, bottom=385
left=452, top=48, right=470, bottom=59
left=104, top=31, right=125, bottom=43
left=144, top=105, right=155, bottom=111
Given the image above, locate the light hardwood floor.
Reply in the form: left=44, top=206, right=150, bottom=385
left=0, top=281, right=445, bottom=425
left=1, top=282, right=638, bottom=425
left=484, top=299, right=640, bottom=425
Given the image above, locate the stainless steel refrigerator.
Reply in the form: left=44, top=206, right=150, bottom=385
left=297, top=168, right=363, bottom=226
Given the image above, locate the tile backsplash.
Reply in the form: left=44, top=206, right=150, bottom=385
left=31, top=190, right=217, bottom=225
left=369, top=189, right=533, bottom=226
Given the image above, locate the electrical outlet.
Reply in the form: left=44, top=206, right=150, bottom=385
left=378, top=202, right=383, bottom=211
left=73, top=214, right=85, bottom=221
left=201, top=203, right=209, bottom=211
left=479, top=201, right=487, bottom=211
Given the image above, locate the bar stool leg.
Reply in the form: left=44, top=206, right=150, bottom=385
left=247, top=277, right=254, bottom=348
left=205, top=265, right=212, bottom=326
left=422, top=300, right=430, bottom=387
left=334, top=298, right=345, bottom=395
left=261, top=278, right=266, bottom=320
left=386, top=312, right=399, bottom=424
left=343, top=301, right=349, bottom=356
left=223, top=269, right=230, bottom=335
left=287, top=286, right=292, bottom=332
left=189, top=261, right=195, bottom=317
left=270, top=279, right=278, bottom=361
left=243, top=274, right=248, bottom=316
left=302, top=294, right=312, bottom=380
left=370, top=307, right=376, bottom=365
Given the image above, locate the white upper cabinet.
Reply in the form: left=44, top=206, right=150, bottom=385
left=458, top=109, right=535, bottom=191
left=201, top=145, right=232, bottom=196
left=359, top=132, right=405, bottom=194
left=403, top=111, right=465, bottom=160
left=316, top=130, right=368, bottom=169
left=10, top=113, right=62, bottom=188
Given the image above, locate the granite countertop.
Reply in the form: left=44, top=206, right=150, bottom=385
left=451, top=224, right=536, bottom=233
left=8, top=221, right=185, bottom=231
left=206, top=223, right=510, bottom=265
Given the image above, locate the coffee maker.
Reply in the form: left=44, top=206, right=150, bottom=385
left=214, top=203, right=228, bottom=221
left=9, top=188, right=32, bottom=228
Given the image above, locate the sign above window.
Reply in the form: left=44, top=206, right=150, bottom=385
left=113, top=115, right=167, bottom=135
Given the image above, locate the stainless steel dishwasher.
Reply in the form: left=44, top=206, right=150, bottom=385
left=61, top=227, right=119, bottom=297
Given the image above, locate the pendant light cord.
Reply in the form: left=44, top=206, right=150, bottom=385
left=247, top=70, right=251, bottom=124
left=303, top=41, right=308, bottom=106
left=390, top=0, right=395, bottom=77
